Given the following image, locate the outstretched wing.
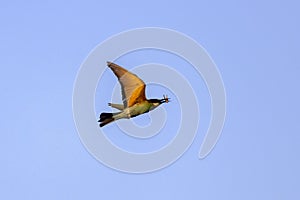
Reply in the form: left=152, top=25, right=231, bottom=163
left=107, top=62, right=146, bottom=108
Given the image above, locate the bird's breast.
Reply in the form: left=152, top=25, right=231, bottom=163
left=125, top=102, right=151, bottom=117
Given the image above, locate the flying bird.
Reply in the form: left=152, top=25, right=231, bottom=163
left=98, top=62, right=170, bottom=127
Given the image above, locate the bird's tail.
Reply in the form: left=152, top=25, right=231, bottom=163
left=98, top=112, right=120, bottom=127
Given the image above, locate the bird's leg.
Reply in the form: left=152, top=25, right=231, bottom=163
left=124, top=108, right=131, bottom=118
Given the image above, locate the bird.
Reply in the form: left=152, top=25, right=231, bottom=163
left=98, top=61, right=170, bottom=127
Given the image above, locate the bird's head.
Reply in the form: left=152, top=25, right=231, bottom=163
left=148, top=95, right=170, bottom=109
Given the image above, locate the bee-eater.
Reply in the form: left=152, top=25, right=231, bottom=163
left=98, top=62, right=170, bottom=127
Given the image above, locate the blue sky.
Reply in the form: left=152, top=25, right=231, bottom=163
left=1, top=0, right=299, bottom=199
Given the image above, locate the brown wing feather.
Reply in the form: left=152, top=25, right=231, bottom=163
left=107, top=62, right=146, bottom=108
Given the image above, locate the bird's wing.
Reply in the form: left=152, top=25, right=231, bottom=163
left=107, top=62, right=146, bottom=108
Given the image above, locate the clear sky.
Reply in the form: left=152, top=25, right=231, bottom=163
left=1, top=0, right=299, bottom=199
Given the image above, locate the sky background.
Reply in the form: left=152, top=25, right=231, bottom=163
left=1, top=0, right=300, bottom=199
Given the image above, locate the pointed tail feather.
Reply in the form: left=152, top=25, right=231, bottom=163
left=98, top=112, right=121, bottom=127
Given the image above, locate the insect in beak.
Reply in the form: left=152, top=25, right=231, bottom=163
left=163, top=95, right=170, bottom=103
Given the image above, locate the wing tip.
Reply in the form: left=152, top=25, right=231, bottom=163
left=107, top=61, right=112, bottom=67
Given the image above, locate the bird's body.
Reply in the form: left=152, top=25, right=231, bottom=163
left=98, top=62, right=169, bottom=127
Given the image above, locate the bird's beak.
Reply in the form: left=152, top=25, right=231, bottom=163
left=161, top=95, right=170, bottom=103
